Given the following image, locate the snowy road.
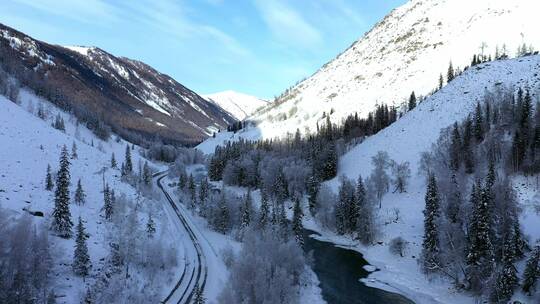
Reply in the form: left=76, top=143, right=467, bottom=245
left=156, top=173, right=208, bottom=304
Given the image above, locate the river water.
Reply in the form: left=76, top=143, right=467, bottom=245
left=303, top=229, right=414, bottom=304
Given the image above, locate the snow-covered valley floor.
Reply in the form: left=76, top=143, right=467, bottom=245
left=0, top=91, right=184, bottom=303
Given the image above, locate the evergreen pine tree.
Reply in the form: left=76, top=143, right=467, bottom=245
left=71, top=142, right=77, bottom=159
left=447, top=61, right=455, bottom=82
left=278, top=202, right=289, bottom=240
left=512, top=220, right=526, bottom=259
left=466, top=174, right=495, bottom=290
left=449, top=122, right=462, bottom=171
left=199, top=178, right=209, bottom=204
left=142, top=161, right=151, bottom=185
left=51, top=145, right=73, bottom=238
left=74, top=179, right=86, bottom=205
left=146, top=214, right=156, bottom=238
left=178, top=171, right=187, bottom=191
left=490, top=234, right=518, bottom=303
left=439, top=73, right=444, bottom=90
left=259, top=191, right=270, bottom=229
left=462, top=117, right=475, bottom=173
left=45, top=164, right=54, bottom=191
left=292, top=196, right=304, bottom=245
left=240, top=191, right=253, bottom=229
left=217, top=192, right=230, bottom=234
left=124, top=144, right=132, bottom=173
left=103, top=184, right=113, bottom=220
left=421, top=174, right=441, bottom=273
left=73, top=217, right=91, bottom=277
left=306, top=175, right=320, bottom=215
left=110, top=153, right=117, bottom=168
left=446, top=173, right=462, bottom=224
left=522, top=243, right=540, bottom=295
left=408, top=91, right=417, bottom=111
left=188, top=174, right=196, bottom=208
left=473, top=102, right=484, bottom=142
left=356, top=175, right=375, bottom=244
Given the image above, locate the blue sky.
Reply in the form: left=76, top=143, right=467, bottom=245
left=1, top=0, right=405, bottom=99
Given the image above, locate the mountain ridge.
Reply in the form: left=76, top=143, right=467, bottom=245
left=0, top=23, right=236, bottom=145
left=245, top=0, right=540, bottom=142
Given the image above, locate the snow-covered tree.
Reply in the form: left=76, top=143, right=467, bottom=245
left=188, top=174, right=196, bottom=208
left=199, top=178, right=210, bottom=205
left=74, top=178, right=86, bottom=205
left=522, top=243, right=540, bottom=295
left=356, top=175, right=377, bottom=244
left=141, top=161, right=151, bottom=185
left=466, top=176, right=495, bottom=291
left=292, top=196, right=304, bottom=245
left=421, top=174, right=441, bottom=273
left=306, top=175, right=320, bottom=214
left=447, top=61, right=455, bottom=82
left=408, top=91, right=417, bottom=111
left=51, top=145, right=73, bottom=238
left=71, top=141, right=78, bottom=159
left=391, top=161, right=411, bottom=193
left=240, top=191, right=253, bottom=229
left=146, top=213, right=156, bottom=238
left=490, top=233, right=518, bottom=303
left=258, top=191, right=270, bottom=229
left=369, top=151, right=390, bottom=208
left=124, top=144, right=132, bottom=173
left=52, top=114, right=65, bottom=131
left=103, top=184, right=113, bottom=220
left=73, top=217, right=91, bottom=277
left=473, top=102, right=484, bottom=142
left=178, top=170, right=187, bottom=191
left=217, top=192, right=230, bottom=234
left=110, top=152, right=117, bottom=168
left=45, top=164, right=54, bottom=191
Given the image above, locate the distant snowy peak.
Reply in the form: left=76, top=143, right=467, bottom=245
left=248, top=0, right=540, bottom=140
left=204, top=90, right=268, bottom=120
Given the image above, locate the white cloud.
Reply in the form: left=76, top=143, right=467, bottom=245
left=253, top=0, right=323, bottom=49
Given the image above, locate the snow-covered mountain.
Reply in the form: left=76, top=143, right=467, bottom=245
left=0, top=23, right=236, bottom=145
left=203, top=90, right=268, bottom=121
left=242, top=0, right=540, bottom=141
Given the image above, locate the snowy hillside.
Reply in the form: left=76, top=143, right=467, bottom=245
left=243, top=0, right=540, bottom=141
left=0, top=90, right=184, bottom=303
left=310, top=55, right=540, bottom=303
left=203, top=90, right=268, bottom=121
left=197, top=55, right=540, bottom=155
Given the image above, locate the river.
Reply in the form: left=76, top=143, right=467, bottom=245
left=303, top=229, right=414, bottom=304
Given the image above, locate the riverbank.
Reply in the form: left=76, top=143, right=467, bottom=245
left=303, top=228, right=413, bottom=304
left=302, top=213, right=473, bottom=304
